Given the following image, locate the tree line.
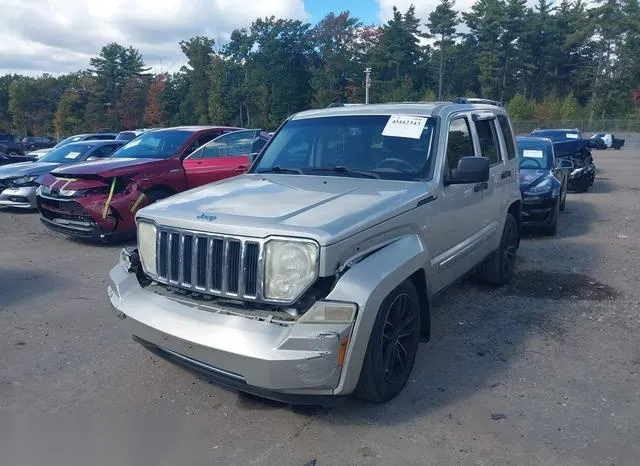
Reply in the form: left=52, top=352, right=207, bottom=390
left=1, top=0, right=639, bottom=137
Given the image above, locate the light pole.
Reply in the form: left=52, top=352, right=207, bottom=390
left=364, top=67, right=371, bottom=104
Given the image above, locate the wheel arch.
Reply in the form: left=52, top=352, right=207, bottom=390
left=325, top=234, right=432, bottom=395
left=508, top=200, right=521, bottom=247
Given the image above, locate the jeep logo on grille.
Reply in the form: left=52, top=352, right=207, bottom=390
left=197, top=213, right=216, bottom=222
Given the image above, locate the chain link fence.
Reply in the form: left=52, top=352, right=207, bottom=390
left=512, top=119, right=640, bottom=147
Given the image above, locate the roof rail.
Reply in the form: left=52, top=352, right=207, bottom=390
left=452, top=97, right=504, bottom=107
left=326, top=102, right=364, bottom=108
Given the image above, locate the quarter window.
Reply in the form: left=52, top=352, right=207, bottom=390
left=475, top=119, right=501, bottom=165
left=446, top=117, right=474, bottom=174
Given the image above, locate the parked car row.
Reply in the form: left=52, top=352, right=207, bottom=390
left=0, top=127, right=271, bottom=238
left=0, top=99, right=609, bottom=406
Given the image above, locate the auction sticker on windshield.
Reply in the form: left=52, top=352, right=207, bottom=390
left=523, top=149, right=544, bottom=158
left=64, top=152, right=81, bottom=159
left=382, top=115, right=428, bottom=139
left=565, top=133, right=579, bottom=139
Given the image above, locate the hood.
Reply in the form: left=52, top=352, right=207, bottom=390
left=29, top=148, right=52, bottom=156
left=138, top=174, right=433, bottom=246
left=51, top=157, right=171, bottom=178
left=0, top=161, right=61, bottom=179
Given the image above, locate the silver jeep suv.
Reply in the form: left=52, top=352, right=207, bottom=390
left=108, top=100, right=522, bottom=404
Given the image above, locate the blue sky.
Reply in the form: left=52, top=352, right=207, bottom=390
left=305, top=0, right=379, bottom=25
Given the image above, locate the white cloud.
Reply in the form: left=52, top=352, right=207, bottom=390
left=0, top=0, right=309, bottom=75
left=376, top=0, right=479, bottom=24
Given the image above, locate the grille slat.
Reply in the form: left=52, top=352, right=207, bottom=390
left=155, top=227, right=260, bottom=299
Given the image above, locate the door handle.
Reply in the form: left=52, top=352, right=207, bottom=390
left=234, top=165, right=248, bottom=172
left=501, top=170, right=511, bottom=179
left=474, top=181, right=488, bottom=192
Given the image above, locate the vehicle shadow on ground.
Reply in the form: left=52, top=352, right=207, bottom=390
left=0, top=268, right=72, bottom=308
left=587, top=178, right=614, bottom=194
left=0, top=207, right=37, bottom=214
left=69, top=234, right=137, bottom=249
left=520, top=198, right=598, bottom=239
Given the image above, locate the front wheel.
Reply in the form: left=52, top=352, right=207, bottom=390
left=478, top=213, right=519, bottom=286
left=353, top=280, right=421, bottom=403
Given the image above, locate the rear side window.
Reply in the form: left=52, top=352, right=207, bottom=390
left=475, top=119, right=501, bottom=165
left=497, top=115, right=516, bottom=159
left=446, top=117, right=474, bottom=173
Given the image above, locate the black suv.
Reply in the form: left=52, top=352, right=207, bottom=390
left=22, top=136, right=56, bottom=151
left=0, top=133, right=24, bottom=155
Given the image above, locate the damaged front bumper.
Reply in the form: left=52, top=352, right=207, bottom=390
left=108, top=254, right=354, bottom=404
left=36, top=187, right=144, bottom=239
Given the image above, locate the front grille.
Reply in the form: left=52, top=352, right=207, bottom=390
left=155, top=227, right=261, bottom=299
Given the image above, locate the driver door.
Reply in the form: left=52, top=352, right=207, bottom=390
left=430, top=115, right=493, bottom=293
left=183, top=130, right=256, bottom=188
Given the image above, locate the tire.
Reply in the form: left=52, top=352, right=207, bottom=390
left=478, top=213, right=518, bottom=286
left=353, top=280, right=421, bottom=403
left=559, top=181, right=567, bottom=212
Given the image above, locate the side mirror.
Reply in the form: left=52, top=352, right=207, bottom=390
left=558, top=159, right=574, bottom=170
left=445, top=156, right=490, bottom=185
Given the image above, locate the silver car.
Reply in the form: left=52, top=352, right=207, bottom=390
left=109, top=100, right=522, bottom=403
left=0, top=140, right=123, bottom=209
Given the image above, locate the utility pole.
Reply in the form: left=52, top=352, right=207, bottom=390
left=364, top=67, right=371, bottom=104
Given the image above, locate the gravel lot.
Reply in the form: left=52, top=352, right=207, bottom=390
left=1, top=150, right=639, bottom=465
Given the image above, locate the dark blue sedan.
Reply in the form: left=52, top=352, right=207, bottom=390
left=516, top=136, right=574, bottom=235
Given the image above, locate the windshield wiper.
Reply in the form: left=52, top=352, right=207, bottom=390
left=312, top=166, right=380, bottom=179
left=256, top=166, right=303, bottom=174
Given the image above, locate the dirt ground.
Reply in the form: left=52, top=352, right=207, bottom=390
left=1, top=149, right=639, bottom=465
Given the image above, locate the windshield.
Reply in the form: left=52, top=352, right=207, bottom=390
left=252, top=115, right=436, bottom=181
left=40, top=143, right=95, bottom=163
left=517, top=142, right=553, bottom=169
left=111, top=130, right=192, bottom=159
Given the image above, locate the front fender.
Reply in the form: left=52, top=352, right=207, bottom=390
left=326, top=234, right=431, bottom=395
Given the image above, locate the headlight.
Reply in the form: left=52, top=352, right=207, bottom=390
left=264, top=239, right=319, bottom=302
left=12, top=175, right=38, bottom=186
left=524, top=177, right=552, bottom=194
left=137, top=221, right=157, bottom=276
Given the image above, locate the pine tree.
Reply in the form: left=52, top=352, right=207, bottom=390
left=427, top=0, right=460, bottom=100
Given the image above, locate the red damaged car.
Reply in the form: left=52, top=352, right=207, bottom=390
left=36, top=126, right=270, bottom=240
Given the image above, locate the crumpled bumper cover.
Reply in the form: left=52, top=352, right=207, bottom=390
left=108, top=263, right=352, bottom=402
left=36, top=190, right=144, bottom=238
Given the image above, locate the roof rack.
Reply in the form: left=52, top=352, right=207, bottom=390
left=326, top=102, right=364, bottom=108
left=452, top=97, right=503, bottom=107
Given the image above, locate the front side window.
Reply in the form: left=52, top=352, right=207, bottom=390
left=445, top=117, right=474, bottom=175
left=198, top=130, right=257, bottom=159
left=475, top=119, right=502, bottom=165
left=252, top=115, right=436, bottom=181
left=112, top=130, right=192, bottom=159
